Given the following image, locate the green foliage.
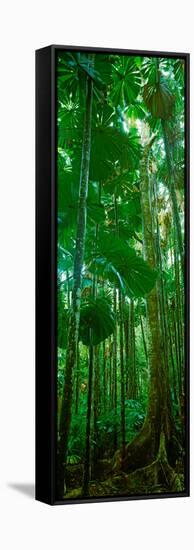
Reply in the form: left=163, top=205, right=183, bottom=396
left=66, top=398, right=146, bottom=460
left=90, top=125, right=140, bottom=180
left=110, top=57, right=141, bottom=107
left=56, top=50, right=185, bottom=494
left=57, top=52, right=104, bottom=102
left=89, top=233, right=157, bottom=297
left=142, top=58, right=175, bottom=119
left=57, top=294, right=115, bottom=348
left=79, top=295, right=115, bottom=346
left=58, top=169, right=105, bottom=229
left=143, top=79, right=175, bottom=120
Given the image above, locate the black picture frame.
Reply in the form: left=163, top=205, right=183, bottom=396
left=36, top=45, right=190, bottom=505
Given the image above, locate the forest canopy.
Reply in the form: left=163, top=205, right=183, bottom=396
left=56, top=51, right=186, bottom=500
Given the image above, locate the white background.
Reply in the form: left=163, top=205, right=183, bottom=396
left=0, top=1, right=193, bottom=548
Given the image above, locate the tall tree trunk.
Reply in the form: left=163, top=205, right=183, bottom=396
left=153, top=174, right=169, bottom=397
left=92, top=182, right=101, bottom=466
left=75, top=343, right=80, bottom=415
left=103, top=339, right=107, bottom=414
left=124, top=304, right=130, bottom=397
left=113, top=287, right=118, bottom=449
left=123, top=138, right=174, bottom=473
left=119, top=290, right=126, bottom=458
left=162, top=120, right=184, bottom=275
left=93, top=344, right=100, bottom=467
left=57, top=71, right=93, bottom=499
left=139, top=144, right=163, bottom=456
left=139, top=311, right=148, bottom=366
left=66, top=269, right=71, bottom=309
left=164, top=286, right=180, bottom=408
left=174, top=237, right=184, bottom=395
left=114, top=192, right=126, bottom=456
left=109, top=336, right=113, bottom=409
left=128, top=299, right=137, bottom=399
left=83, top=180, right=101, bottom=489
left=82, top=332, right=94, bottom=496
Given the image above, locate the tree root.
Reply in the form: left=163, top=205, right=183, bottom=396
left=109, top=431, right=184, bottom=495
left=63, top=432, right=184, bottom=498
left=111, top=422, right=155, bottom=473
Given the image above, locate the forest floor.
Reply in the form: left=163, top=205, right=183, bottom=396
left=64, top=462, right=184, bottom=499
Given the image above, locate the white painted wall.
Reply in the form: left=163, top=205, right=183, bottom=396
left=0, top=1, right=193, bottom=548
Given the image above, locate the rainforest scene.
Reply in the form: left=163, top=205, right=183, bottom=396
left=56, top=50, right=186, bottom=501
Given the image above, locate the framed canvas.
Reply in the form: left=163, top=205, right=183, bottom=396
left=36, top=45, right=190, bottom=505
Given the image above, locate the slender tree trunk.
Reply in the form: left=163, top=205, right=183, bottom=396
left=66, top=269, right=71, bottom=309
left=82, top=332, right=94, bottom=496
left=83, top=179, right=102, bottom=487
left=114, top=192, right=126, bottom=456
left=109, top=337, right=113, bottom=409
left=119, top=290, right=126, bottom=458
left=57, top=70, right=93, bottom=499
left=128, top=299, right=137, bottom=399
left=140, top=312, right=148, bottom=366
left=103, top=340, right=107, bottom=414
left=124, top=303, right=130, bottom=397
left=174, top=238, right=184, bottom=394
left=140, top=147, right=162, bottom=455
left=113, top=287, right=118, bottom=449
left=153, top=174, right=169, bottom=397
left=162, top=120, right=184, bottom=275
left=75, top=343, right=80, bottom=415
left=164, top=287, right=179, bottom=408
left=132, top=302, right=138, bottom=398
left=93, top=344, right=100, bottom=467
